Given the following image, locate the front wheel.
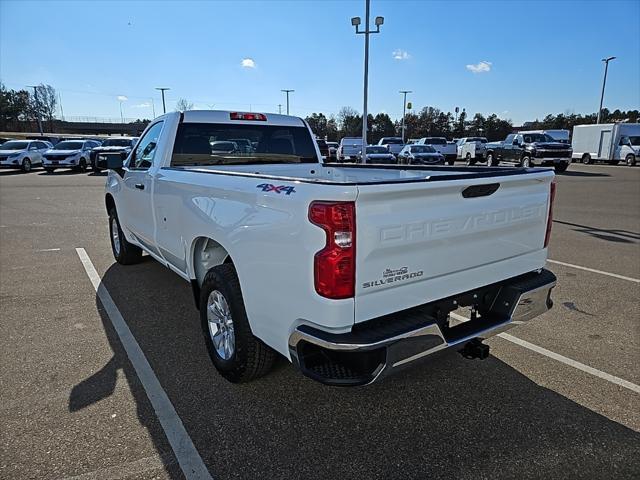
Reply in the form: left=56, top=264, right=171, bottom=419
left=200, top=264, right=275, bottom=383
left=554, top=162, right=569, bottom=173
left=626, top=154, right=636, bottom=166
left=108, top=208, right=142, bottom=265
left=486, top=152, right=498, bottom=166
left=21, top=158, right=32, bottom=172
left=521, top=156, right=533, bottom=168
left=465, top=153, right=476, bottom=166
left=447, top=159, right=455, bottom=166
left=78, top=158, right=88, bottom=172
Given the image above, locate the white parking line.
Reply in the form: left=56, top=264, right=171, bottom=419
left=75, top=248, right=213, bottom=480
left=547, top=259, right=640, bottom=283
left=450, top=312, right=640, bottom=394
left=36, top=248, right=61, bottom=252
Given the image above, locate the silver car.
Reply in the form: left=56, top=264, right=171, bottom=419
left=398, top=144, right=445, bottom=165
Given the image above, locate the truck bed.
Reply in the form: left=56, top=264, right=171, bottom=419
left=165, top=162, right=547, bottom=185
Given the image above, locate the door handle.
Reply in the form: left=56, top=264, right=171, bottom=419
left=134, top=183, right=145, bottom=190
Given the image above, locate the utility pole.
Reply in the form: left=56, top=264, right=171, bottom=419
left=597, top=56, right=616, bottom=124
left=399, top=90, right=412, bottom=142
left=281, top=90, right=294, bottom=115
left=155, top=87, right=170, bottom=114
left=27, top=85, right=44, bottom=135
left=351, top=0, right=384, bottom=161
left=59, top=92, right=65, bottom=121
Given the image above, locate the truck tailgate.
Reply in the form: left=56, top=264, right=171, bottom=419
left=354, top=170, right=554, bottom=323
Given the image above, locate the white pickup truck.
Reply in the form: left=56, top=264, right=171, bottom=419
left=104, top=110, right=557, bottom=386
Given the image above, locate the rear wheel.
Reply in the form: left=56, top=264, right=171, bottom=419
left=108, top=208, right=142, bottom=265
left=447, top=158, right=455, bottom=166
left=21, top=158, right=32, bottom=172
left=521, top=156, right=533, bottom=168
left=486, top=152, right=498, bottom=166
left=582, top=153, right=592, bottom=164
left=200, top=264, right=275, bottom=383
left=626, top=154, right=636, bottom=166
left=78, top=158, right=88, bottom=172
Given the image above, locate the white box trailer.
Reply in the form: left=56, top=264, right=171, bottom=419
left=572, top=123, right=640, bottom=166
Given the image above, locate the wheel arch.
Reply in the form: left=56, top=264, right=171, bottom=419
left=105, top=193, right=116, bottom=215
left=189, top=236, right=235, bottom=309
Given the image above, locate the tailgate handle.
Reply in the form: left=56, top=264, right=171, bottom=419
left=462, top=183, right=500, bottom=198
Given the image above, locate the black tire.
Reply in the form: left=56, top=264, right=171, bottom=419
left=465, top=152, right=476, bottom=166
left=521, top=156, right=533, bottom=168
left=626, top=154, right=636, bottom=166
left=108, top=208, right=143, bottom=265
left=200, top=264, right=275, bottom=383
left=582, top=153, right=592, bottom=164
left=78, top=158, right=88, bottom=172
left=44, top=168, right=55, bottom=174
left=447, top=159, right=455, bottom=166
left=554, top=162, right=569, bottom=173
left=486, top=152, right=498, bottom=166
left=21, top=157, right=32, bottom=172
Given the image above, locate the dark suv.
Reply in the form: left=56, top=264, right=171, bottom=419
left=91, top=137, right=138, bottom=171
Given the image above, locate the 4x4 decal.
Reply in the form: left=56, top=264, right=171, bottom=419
left=256, top=183, right=296, bottom=195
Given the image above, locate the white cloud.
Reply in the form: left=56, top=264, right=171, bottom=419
left=241, top=58, right=256, bottom=68
left=117, top=95, right=128, bottom=101
left=132, top=102, right=151, bottom=108
left=466, top=61, right=492, bottom=73
left=392, top=49, right=410, bottom=60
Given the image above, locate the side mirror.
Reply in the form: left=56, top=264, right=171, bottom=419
left=100, top=154, right=125, bottom=176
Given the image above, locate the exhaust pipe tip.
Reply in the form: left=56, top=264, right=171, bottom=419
left=459, top=339, right=490, bottom=360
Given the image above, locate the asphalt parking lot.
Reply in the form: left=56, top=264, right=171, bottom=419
left=1, top=164, right=639, bottom=480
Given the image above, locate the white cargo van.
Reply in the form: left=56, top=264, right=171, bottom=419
left=572, top=123, right=639, bottom=166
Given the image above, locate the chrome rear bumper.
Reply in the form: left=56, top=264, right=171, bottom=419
left=289, top=268, right=556, bottom=386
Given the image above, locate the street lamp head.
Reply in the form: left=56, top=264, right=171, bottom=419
left=374, top=16, right=384, bottom=26
left=351, top=16, right=361, bottom=26
left=602, top=56, right=616, bottom=62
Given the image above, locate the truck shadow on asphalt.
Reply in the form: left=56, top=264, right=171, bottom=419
left=558, top=170, right=611, bottom=177
left=553, top=220, right=639, bottom=244
left=71, top=260, right=640, bottom=480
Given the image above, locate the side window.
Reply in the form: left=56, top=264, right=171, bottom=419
left=619, top=136, right=628, bottom=146
left=132, top=122, right=164, bottom=169
left=29, top=142, right=38, bottom=150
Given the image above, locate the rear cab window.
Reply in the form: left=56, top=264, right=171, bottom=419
left=171, top=123, right=319, bottom=166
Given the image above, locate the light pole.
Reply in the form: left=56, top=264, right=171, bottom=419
left=27, top=85, right=44, bottom=135
left=278, top=104, right=282, bottom=114
left=155, top=87, right=170, bottom=114
left=597, top=56, right=616, bottom=124
left=281, top=90, right=294, bottom=115
left=117, top=96, right=127, bottom=123
left=399, top=90, right=412, bottom=142
left=351, top=0, right=384, bottom=161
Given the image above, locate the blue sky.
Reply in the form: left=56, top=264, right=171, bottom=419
left=1, top=0, right=638, bottom=125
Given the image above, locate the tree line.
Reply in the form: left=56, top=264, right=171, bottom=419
left=307, top=107, right=640, bottom=144
left=0, top=83, right=59, bottom=132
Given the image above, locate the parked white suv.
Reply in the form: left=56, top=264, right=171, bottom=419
left=104, top=110, right=557, bottom=386
left=0, top=140, right=51, bottom=172
left=43, top=139, right=101, bottom=173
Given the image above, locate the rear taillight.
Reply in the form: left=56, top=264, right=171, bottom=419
left=309, top=201, right=356, bottom=299
left=544, top=181, right=556, bottom=248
